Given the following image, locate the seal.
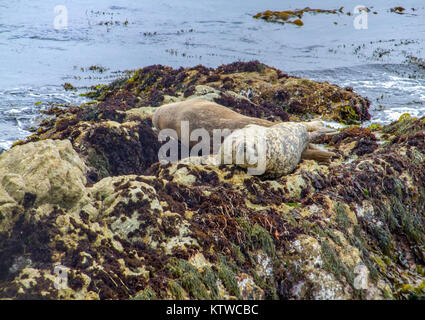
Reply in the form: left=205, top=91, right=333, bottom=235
left=152, top=98, right=274, bottom=149
left=218, top=122, right=328, bottom=178
left=153, top=98, right=335, bottom=177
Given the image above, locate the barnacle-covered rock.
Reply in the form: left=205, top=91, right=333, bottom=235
left=0, top=63, right=424, bottom=300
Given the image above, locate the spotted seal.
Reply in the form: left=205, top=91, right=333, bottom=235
left=217, top=122, right=333, bottom=178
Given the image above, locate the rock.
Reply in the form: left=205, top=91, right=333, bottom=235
left=237, top=273, right=265, bottom=300
left=125, top=106, right=157, bottom=122
left=18, top=62, right=371, bottom=181
left=0, top=185, right=22, bottom=233
left=0, top=63, right=424, bottom=300
left=0, top=139, right=87, bottom=209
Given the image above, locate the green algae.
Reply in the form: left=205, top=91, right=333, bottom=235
left=231, top=243, right=246, bottom=265
left=370, top=224, right=393, bottom=257
left=368, top=123, right=383, bottom=131
left=334, top=202, right=351, bottom=229
left=350, top=225, right=380, bottom=282
left=166, top=258, right=224, bottom=300
left=80, top=84, right=108, bottom=100
left=201, top=267, right=219, bottom=299
left=399, top=280, right=425, bottom=299
left=338, top=105, right=359, bottom=124
left=167, top=258, right=211, bottom=299
left=236, top=218, right=276, bottom=260
left=320, top=240, right=354, bottom=286
left=87, top=148, right=111, bottom=178
left=286, top=202, right=302, bottom=208
left=169, top=280, right=184, bottom=299
left=180, top=272, right=210, bottom=300
left=132, top=286, right=157, bottom=300
left=252, top=269, right=278, bottom=300
left=217, top=262, right=241, bottom=299
left=249, top=224, right=276, bottom=259
left=382, top=112, right=424, bottom=137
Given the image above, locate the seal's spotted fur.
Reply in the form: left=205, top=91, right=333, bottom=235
left=219, top=122, right=310, bottom=178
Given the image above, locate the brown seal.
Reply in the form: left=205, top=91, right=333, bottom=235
left=153, top=98, right=273, bottom=147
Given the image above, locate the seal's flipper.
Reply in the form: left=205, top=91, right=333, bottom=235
left=301, top=120, right=335, bottom=132
left=301, top=144, right=335, bottom=163
left=301, top=121, right=337, bottom=141
left=308, top=129, right=338, bottom=143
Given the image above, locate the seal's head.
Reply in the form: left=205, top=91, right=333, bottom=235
left=219, top=124, right=268, bottom=175
left=218, top=122, right=309, bottom=177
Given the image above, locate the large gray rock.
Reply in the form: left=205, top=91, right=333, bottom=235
left=0, top=139, right=88, bottom=210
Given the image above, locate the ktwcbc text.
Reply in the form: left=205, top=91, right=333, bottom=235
left=166, top=303, right=260, bottom=318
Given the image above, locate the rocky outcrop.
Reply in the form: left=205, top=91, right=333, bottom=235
left=0, top=62, right=423, bottom=300
left=15, top=62, right=369, bottom=181
left=0, top=139, right=88, bottom=210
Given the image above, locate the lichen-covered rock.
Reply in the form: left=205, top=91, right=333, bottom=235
left=20, top=118, right=160, bottom=181
left=0, top=139, right=87, bottom=210
left=0, top=63, right=424, bottom=300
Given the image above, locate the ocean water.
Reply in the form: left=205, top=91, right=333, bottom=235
left=1, top=0, right=425, bottom=149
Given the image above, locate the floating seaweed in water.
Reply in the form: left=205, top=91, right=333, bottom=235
left=390, top=7, right=406, bottom=14
left=253, top=7, right=343, bottom=26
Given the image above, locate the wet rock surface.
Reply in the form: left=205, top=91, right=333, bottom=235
left=1, top=62, right=424, bottom=300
